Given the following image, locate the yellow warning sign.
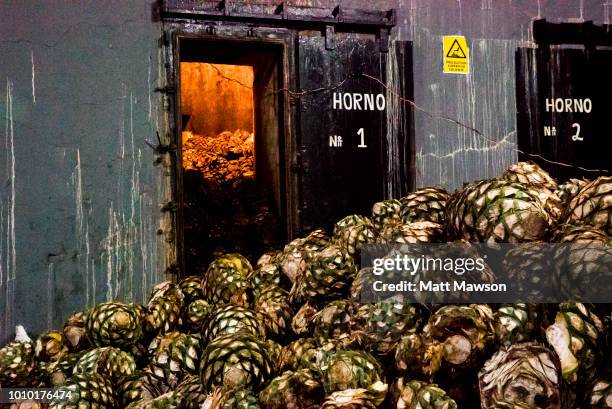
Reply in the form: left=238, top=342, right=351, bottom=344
left=443, top=36, right=469, bottom=74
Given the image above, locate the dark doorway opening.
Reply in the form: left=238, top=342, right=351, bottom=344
left=178, top=39, right=287, bottom=272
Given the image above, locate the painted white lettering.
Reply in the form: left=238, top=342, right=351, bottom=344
left=343, top=93, right=353, bottom=110
left=353, top=93, right=363, bottom=110
left=545, top=98, right=554, bottom=112
left=376, top=94, right=386, bottom=111
left=574, top=99, right=583, bottom=113
left=364, top=94, right=374, bottom=110
left=332, top=93, right=386, bottom=111
left=546, top=98, right=592, bottom=113
left=333, top=92, right=342, bottom=110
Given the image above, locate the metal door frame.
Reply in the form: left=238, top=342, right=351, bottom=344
left=160, top=21, right=298, bottom=276
left=158, top=2, right=400, bottom=276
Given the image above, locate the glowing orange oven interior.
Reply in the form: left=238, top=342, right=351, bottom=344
left=179, top=56, right=285, bottom=272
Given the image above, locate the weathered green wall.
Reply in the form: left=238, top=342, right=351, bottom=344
left=0, top=1, right=167, bottom=343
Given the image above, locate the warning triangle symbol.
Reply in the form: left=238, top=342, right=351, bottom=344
left=446, top=39, right=467, bottom=58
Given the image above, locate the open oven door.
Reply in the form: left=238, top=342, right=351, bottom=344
left=296, top=31, right=413, bottom=233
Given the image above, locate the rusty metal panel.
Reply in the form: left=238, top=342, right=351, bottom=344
left=161, top=0, right=395, bottom=30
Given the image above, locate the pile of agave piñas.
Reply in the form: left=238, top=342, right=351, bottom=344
left=1, top=161, right=611, bottom=409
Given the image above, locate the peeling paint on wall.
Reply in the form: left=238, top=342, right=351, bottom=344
left=385, top=43, right=402, bottom=198
left=72, top=148, right=96, bottom=308
left=396, top=1, right=524, bottom=189
left=30, top=51, right=36, bottom=104
left=1, top=79, right=17, bottom=337
left=98, top=89, right=161, bottom=305
left=0, top=1, right=165, bottom=342
left=61, top=85, right=164, bottom=318
left=411, top=36, right=518, bottom=189
left=148, top=54, right=153, bottom=121
left=47, top=262, right=54, bottom=329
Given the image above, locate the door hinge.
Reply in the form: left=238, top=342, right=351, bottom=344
left=162, top=201, right=179, bottom=213
left=146, top=132, right=177, bottom=155
left=155, top=84, right=177, bottom=94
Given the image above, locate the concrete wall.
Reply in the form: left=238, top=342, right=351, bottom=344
left=0, top=1, right=167, bottom=343
left=0, top=0, right=606, bottom=341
